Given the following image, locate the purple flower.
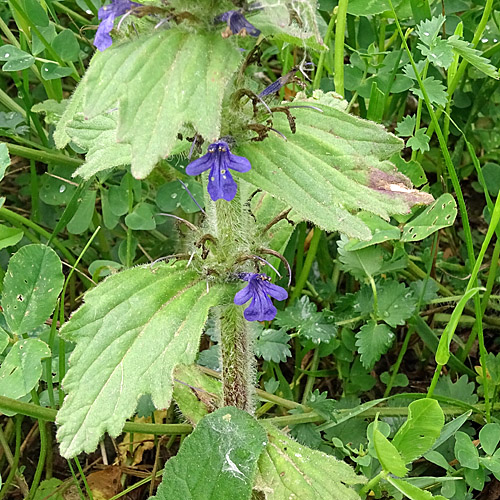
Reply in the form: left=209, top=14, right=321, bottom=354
left=185, top=141, right=251, bottom=202
left=216, top=10, right=260, bottom=37
left=94, top=0, right=142, bottom=51
left=234, top=273, right=288, bottom=322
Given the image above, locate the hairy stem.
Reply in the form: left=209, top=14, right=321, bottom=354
left=220, top=304, right=255, bottom=412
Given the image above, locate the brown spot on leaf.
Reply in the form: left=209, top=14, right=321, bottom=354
left=369, top=169, right=434, bottom=207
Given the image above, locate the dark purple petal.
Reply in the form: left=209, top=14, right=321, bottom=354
left=234, top=285, right=253, bottom=305
left=185, top=155, right=212, bottom=176
left=207, top=165, right=237, bottom=201
left=227, top=153, right=251, bottom=173
left=262, top=282, right=288, bottom=301
left=244, top=294, right=277, bottom=322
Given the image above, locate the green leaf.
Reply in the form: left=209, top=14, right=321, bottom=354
left=419, top=38, right=454, bottom=69
left=124, top=202, right=156, bottom=230
left=377, top=281, right=417, bottom=327
left=306, top=389, right=337, bottom=420
left=429, top=410, right=472, bottom=452
left=24, top=0, right=49, bottom=26
left=337, top=236, right=385, bottom=279
left=41, top=62, right=74, bottom=81
left=412, top=77, right=448, bottom=106
left=435, top=287, right=482, bottom=365
left=0, top=142, right=10, bottom=181
left=373, top=424, right=407, bottom=476
left=152, top=407, right=267, bottom=500
left=254, top=328, right=291, bottom=362
left=482, top=162, right=500, bottom=196
left=454, top=431, right=479, bottom=469
left=55, top=29, right=242, bottom=179
left=66, top=189, right=96, bottom=234
left=1, top=244, right=64, bottom=334
left=252, top=1, right=326, bottom=52
left=396, top=115, right=416, bottom=137
left=255, top=422, right=365, bottom=499
left=386, top=477, right=447, bottom=500
left=392, top=154, right=428, bottom=187
left=55, top=263, right=225, bottom=458
left=0, top=338, right=51, bottom=399
left=434, top=375, right=478, bottom=405
left=479, top=423, right=500, bottom=456
left=407, top=128, right=430, bottom=153
left=0, top=224, right=23, bottom=250
left=0, top=45, right=35, bottom=71
left=32, top=478, right=64, bottom=500
left=356, top=321, right=395, bottom=370
left=392, top=399, right=445, bottom=463
left=415, top=15, right=446, bottom=48
left=347, top=0, right=397, bottom=15
left=344, top=213, right=401, bottom=250
left=275, top=296, right=336, bottom=344
left=51, top=29, right=80, bottom=62
left=401, top=193, right=457, bottom=242
left=173, top=364, right=221, bottom=425
left=0, top=330, right=9, bottom=355
left=239, top=93, right=433, bottom=240
left=448, top=35, right=500, bottom=79
left=380, top=371, right=409, bottom=387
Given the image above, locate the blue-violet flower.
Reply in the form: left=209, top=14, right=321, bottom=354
left=234, top=273, right=288, bottom=322
left=185, top=141, right=251, bottom=202
left=94, top=0, right=143, bottom=51
left=217, top=10, right=260, bottom=37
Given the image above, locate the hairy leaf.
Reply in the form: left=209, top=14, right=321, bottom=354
left=2, top=244, right=64, bottom=334
left=415, top=15, right=446, bottom=48
left=356, top=321, right=395, bottom=370
left=239, top=93, right=433, bottom=240
left=55, top=29, right=241, bottom=179
left=255, top=422, right=365, bottom=499
left=392, top=399, right=445, bottom=463
left=152, top=407, right=267, bottom=500
left=377, top=280, right=417, bottom=327
left=56, top=263, right=225, bottom=458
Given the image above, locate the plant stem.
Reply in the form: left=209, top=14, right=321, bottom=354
left=333, top=0, right=348, bottom=97
left=312, top=6, right=337, bottom=90
left=289, top=227, right=321, bottom=303
left=360, top=470, right=387, bottom=498
left=220, top=304, right=255, bottom=412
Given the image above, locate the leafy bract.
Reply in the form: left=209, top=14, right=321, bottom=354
left=239, top=93, right=433, bottom=240
left=152, top=407, right=267, bottom=500
left=55, top=29, right=241, bottom=179
left=1, top=244, right=64, bottom=334
left=402, top=193, right=457, bottom=242
left=56, top=263, right=225, bottom=458
left=255, top=422, right=365, bottom=499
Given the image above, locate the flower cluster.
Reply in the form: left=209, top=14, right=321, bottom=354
left=234, top=273, right=288, bottom=322
left=94, top=0, right=143, bottom=51
left=185, top=141, right=251, bottom=202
